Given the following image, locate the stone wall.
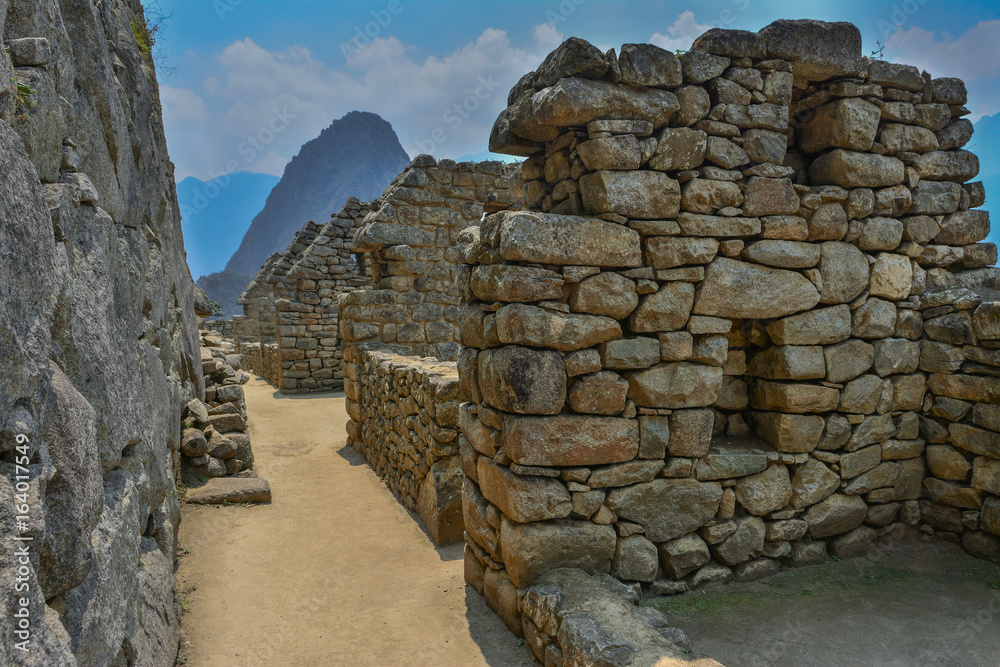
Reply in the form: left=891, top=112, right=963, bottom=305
left=343, top=155, right=521, bottom=361
left=234, top=252, right=281, bottom=346
left=179, top=331, right=257, bottom=480
left=343, top=349, right=464, bottom=545
left=240, top=342, right=280, bottom=385
left=462, top=19, right=999, bottom=636
left=203, top=318, right=234, bottom=337
left=338, top=156, right=521, bottom=542
left=270, top=198, right=373, bottom=392
left=0, top=1, right=203, bottom=664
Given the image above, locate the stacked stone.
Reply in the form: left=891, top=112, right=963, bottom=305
left=267, top=198, right=375, bottom=392
left=234, top=252, right=282, bottom=347
left=179, top=330, right=257, bottom=480
left=346, top=156, right=521, bottom=362
left=239, top=342, right=280, bottom=385
left=917, top=295, right=1000, bottom=558
left=463, top=18, right=998, bottom=634
left=203, top=318, right=234, bottom=337
left=343, top=349, right=464, bottom=545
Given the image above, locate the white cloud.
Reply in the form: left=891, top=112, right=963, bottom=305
left=649, top=11, right=714, bottom=52
left=160, top=86, right=207, bottom=124
left=166, top=27, right=564, bottom=180
left=885, top=20, right=1000, bottom=83
left=885, top=20, right=1000, bottom=120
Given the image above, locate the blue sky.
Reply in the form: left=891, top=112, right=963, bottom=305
left=150, top=0, right=1000, bottom=182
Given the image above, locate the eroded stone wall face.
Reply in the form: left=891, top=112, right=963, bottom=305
left=339, top=156, right=520, bottom=543
left=0, top=1, right=202, bottom=664
left=462, top=20, right=1000, bottom=650
left=344, top=351, right=464, bottom=545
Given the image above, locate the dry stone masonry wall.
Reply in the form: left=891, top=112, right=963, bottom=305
left=270, top=198, right=374, bottom=392
left=461, top=19, right=1000, bottom=654
left=344, top=350, right=464, bottom=545
left=339, top=156, right=521, bottom=543
left=342, top=155, right=521, bottom=362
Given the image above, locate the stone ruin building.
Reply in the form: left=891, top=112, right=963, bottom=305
left=230, top=18, right=1000, bottom=665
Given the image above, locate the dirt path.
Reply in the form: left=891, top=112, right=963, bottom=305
left=175, top=378, right=531, bottom=666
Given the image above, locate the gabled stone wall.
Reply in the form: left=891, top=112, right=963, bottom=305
left=234, top=252, right=281, bottom=346
left=461, top=19, right=999, bottom=650
left=344, top=155, right=521, bottom=360
left=270, top=198, right=374, bottom=392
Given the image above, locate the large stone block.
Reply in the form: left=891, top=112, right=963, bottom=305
left=531, top=76, right=680, bottom=128
left=759, top=19, right=863, bottom=80
left=799, top=98, right=880, bottom=154
left=817, top=242, right=870, bottom=304
left=495, top=304, right=621, bottom=351
left=626, top=363, right=723, bottom=408
left=751, top=381, right=840, bottom=414
left=629, top=281, right=695, bottom=332
left=754, top=412, right=825, bottom=452
left=935, top=209, right=990, bottom=246
left=618, top=42, right=683, bottom=88
left=649, top=127, right=707, bottom=171
left=912, top=150, right=980, bottom=183
left=606, top=479, right=723, bottom=542
left=502, top=415, right=639, bottom=466
left=477, top=458, right=572, bottom=523
left=808, top=150, right=905, bottom=188
left=478, top=345, right=566, bottom=415
left=570, top=271, right=639, bottom=319
left=767, top=305, right=851, bottom=345
left=735, top=465, right=793, bottom=516
left=470, top=265, right=564, bottom=303
left=485, top=210, right=642, bottom=267
left=748, top=346, right=826, bottom=380
left=580, top=170, right=681, bottom=219
left=804, top=493, right=868, bottom=538
left=791, top=459, right=840, bottom=509
left=645, top=237, right=719, bottom=269
left=694, top=258, right=820, bottom=319
left=712, top=516, right=766, bottom=566
left=658, top=534, right=711, bottom=579
left=500, top=517, right=617, bottom=588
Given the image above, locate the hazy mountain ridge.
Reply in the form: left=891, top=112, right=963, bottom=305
left=224, top=111, right=411, bottom=278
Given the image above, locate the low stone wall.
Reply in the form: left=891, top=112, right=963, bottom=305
left=501, top=568, right=722, bottom=666
left=240, top=342, right=280, bottom=385
left=343, top=345, right=464, bottom=545
left=463, top=19, right=999, bottom=639
left=203, top=318, right=235, bottom=337
left=180, top=331, right=257, bottom=480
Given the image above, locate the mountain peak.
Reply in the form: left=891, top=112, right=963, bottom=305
left=223, top=111, right=411, bottom=278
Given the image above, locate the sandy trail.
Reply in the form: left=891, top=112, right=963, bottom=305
left=175, top=378, right=530, bottom=666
